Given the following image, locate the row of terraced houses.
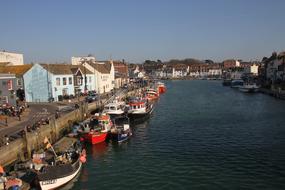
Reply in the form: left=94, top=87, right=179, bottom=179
left=0, top=51, right=129, bottom=105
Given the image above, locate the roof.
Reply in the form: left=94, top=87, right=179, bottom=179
left=41, top=64, right=93, bottom=75
left=0, top=65, right=33, bottom=77
left=113, top=61, right=128, bottom=75
left=89, top=61, right=112, bottom=74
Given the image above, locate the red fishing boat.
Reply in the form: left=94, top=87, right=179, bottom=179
left=80, top=113, right=113, bottom=145
left=145, top=88, right=159, bottom=101
left=157, top=82, right=166, bottom=94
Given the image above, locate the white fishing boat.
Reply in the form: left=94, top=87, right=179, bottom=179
left=127, top=98, right=154, bottom=119
left=103, top=100, right=126, bottom=117
left=239, top=84, right=260, bottom=93
left=15, top=137, right=86, bottom=190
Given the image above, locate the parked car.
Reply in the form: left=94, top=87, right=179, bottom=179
left=85, top=93, right=99, bottom=103
left=123, top=84, right=128, bottom=89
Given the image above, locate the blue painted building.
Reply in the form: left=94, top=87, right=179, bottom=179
left=24, top=63, right=94, bottom=102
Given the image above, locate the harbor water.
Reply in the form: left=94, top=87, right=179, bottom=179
left=71, top=80, right=285, bottom=190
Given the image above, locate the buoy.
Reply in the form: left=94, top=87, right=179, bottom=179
left=80, top=155, right=86, bottom=163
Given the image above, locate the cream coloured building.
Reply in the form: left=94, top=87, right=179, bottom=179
left=71, top=56, right=115, bottom=94
left=0, top=51, right=24, bottom=65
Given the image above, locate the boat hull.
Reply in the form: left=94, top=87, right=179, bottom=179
left=39, top=159, right=82, bottom=190
left=83, top=132, right=108, bottom=144
left=239, top=87, right=259, bottom=93
left=128, top=104, right=154, bottom=122
left=111, top=131, right=132, bottom=143
left=158, top=86, right=166, bottom=94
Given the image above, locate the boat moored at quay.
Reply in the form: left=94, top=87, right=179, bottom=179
left=231, top=79, right=244, bottom=88
left=127, top=98, right=154, bottom=120
left=157, top=82, right=167, bottom=94
left=239, top=83, right=260, bottom=93
left=102, top=99, right=126, bottom=118
left=79, top=113, right=113, bottom=145
left=12, top=137, right=86, bottom=190
left=110, top=116, right=132, bottom=143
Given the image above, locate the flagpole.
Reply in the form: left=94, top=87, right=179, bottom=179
left=44, top=137, right=57, bottom=157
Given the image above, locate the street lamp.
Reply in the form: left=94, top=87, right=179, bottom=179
left=80, top=58, right=88, bottom=94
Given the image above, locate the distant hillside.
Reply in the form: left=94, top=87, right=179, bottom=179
left=165, top=58, right=205, bottom=66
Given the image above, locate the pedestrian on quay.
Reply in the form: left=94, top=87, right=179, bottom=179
left=4, top=135, right=9, bottom=146
left=17, top=111, right=21, bottom=121
left=5, top=117, right=8, bottom=126
left=55, top=110, right=60, bottom=119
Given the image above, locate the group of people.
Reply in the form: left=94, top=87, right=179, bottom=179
left=25, top=117, right=50, bottom=133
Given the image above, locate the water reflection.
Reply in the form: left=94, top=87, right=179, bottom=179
left=89, top=142, right=109, bottom=159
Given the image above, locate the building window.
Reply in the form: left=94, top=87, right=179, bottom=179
left=7, top=80, right=13, bottom=90
left=69, top=77, right=72, bottom=85
left=56, top=78, right=60, bottom=86
left=17, top=79, right=22, bottom=86
left=89, top=76, right=92, bottom=83
left=63, top=77, right=67, bottom=85
left=77, top=76, right=82, bottom=85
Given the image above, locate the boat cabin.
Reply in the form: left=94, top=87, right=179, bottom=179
left=129, top=102, right=146, bottom=110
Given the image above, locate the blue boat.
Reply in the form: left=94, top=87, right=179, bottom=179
left=110, top=116, right=132, bottom=143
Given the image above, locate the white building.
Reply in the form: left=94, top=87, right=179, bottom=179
left=71, top=56, right=96, bottom=65
left=208, top=69, right=222, bottom=76
left=172, top=66, right=189, bottom=78
left=245, top=64, right=259, bottom=75
left=72, top=57, right=115, bottom=94
left=266, top=58, right=284, bottom=82
left=0, top=51, right=24, bottom=65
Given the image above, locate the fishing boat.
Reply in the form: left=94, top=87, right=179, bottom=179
left=14, top=137, right=86, bottom=190
left=231, top=79, right=244, bottom=88
left=110, top=116, right=132, bottom=143
left=145, top=88, right=159, bottom=101
left=79, top=113, right=112, bottom=144
left=239, top=83, right=260, bottom=93
left=103, top=100, right=126, bottom=117
left=127, top=98, right=154, bottom=120
left=157, top=82, right=166, bottom=94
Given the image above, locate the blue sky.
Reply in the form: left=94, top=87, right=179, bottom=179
left=1, top=0, right=285, bottom=63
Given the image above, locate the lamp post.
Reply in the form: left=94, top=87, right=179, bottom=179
left=80, top=58, right=88, bottom=94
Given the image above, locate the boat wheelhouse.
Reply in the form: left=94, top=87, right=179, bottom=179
left=103, top=100, right=126, bottom=117
left=127, top=98, right=154, bottom=120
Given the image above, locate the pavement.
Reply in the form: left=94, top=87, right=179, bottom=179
left=0, top=104, right=58, bottom=138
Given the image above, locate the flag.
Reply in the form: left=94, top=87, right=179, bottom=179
left=44, top=137, right=49, bottom=144
left=0, top=165, right=4, bottom=174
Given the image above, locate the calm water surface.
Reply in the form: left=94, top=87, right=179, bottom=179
left=71, top=80, right=285, bottom=190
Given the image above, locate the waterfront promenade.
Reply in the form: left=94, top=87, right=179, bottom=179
left=0, top=86, right=142, bottom=166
